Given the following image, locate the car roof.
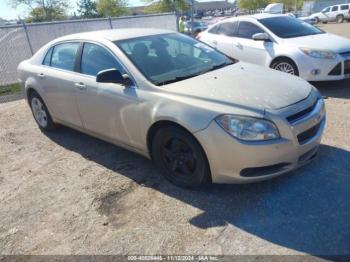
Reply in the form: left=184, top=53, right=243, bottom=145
left=223, top=13, right=287, bottom=22
left=54, top=28, right=174, bottom=43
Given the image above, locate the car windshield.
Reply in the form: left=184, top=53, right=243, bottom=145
left=115, top=33, right=234, bottom=86
left=192, top=21, right=207, bottom=27
left=259, top=16, right=325, bottom=38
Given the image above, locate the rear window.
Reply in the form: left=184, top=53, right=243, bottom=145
left=331, top=6, right=339, bottom=11
left=50, top=42, right=80, bottom=71
left=341, top=5, right=349, bottom=10
left=42, top=47, right=53, bottom=66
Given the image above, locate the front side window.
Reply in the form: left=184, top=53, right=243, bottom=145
left=341, top=5, right=349, bottom=10
left=81, top=43, right=123, bottom=76
left=331, top=6, right=339, bottom=11
left=116, top=33, right=234, bottom=86
left=51, top=42, right=80, bottom=71
left=259, top=16, right=324, bottom=38
left=323, top=7, right=330, bottom=12
left=237, top=21, right=264, bottom=39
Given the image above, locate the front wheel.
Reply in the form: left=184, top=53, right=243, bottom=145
left=151, top=126, right=210, bottom=188
left=271, top=58, right=299, bottom=76
left=29, top=91, right=57, bottom=131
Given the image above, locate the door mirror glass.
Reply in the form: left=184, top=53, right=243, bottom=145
left=252, top=32, right=270, bottom=41
left=96, top=68, right=132, bottom=86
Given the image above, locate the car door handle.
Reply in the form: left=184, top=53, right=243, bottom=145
left=75, top=82, right=86, bottom=90
left=212, top=40, right=218, bottom=46
left=234, top=42, right=243, bottom=49
left=37, top=73, right=45, bottom=79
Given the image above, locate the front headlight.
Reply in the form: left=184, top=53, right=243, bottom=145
left=215, top=115, right=280, bottom=141
left=300, top=47, right=336, bottom=59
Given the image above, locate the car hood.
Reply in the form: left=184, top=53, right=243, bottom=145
left=164, top=62, right=311, bottom=111
left=284, top=33, right=350, bottom=53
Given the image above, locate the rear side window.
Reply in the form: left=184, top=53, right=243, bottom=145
left=341, top=5, right=349, bottom=10
left=80, top=43, right=123, bottom=76
left=331, top=6, right=339, bottom=11
left=42, top=47, right=53, bottom=66
left=51, top=42, right=80, bottom=71
left=208, top=25, right=220, bottom=34
left=217, top=22, right=237, bottom=37
left=237, top=21, right=264, bottom=39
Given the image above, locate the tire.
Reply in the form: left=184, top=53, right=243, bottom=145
left=322, top=21, right=328, bottom=24
left=314, top=17, right=319, bottom=23
left=271, top=58, right=299, bottom=76
left=336, top=15, right=344, bottom=23
left=29, top=91, right=57, bottom=131
left=151, top=126, right=210, bottom=188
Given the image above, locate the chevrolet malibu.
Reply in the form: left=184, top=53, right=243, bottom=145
left=198, top=14, right=350, bottom=81
left=18, top=29, right=326, bottom=187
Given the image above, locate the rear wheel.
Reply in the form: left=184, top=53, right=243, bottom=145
left=336, top=15, right=344, bottom=23
left=271, top=58, right=299, bottom=76
left=29, top=91, right=57, bottom=131
left=151, top=126, right=210, bottom=188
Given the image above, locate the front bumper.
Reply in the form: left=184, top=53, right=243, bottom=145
left=297, top=54, right=350, bottom=81
left=194, top=95, right=326, bottom=184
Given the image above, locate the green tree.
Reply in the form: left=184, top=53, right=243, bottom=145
left=77, top=0, right=99, bottom=18
left=10, top=0, right=69, bottom=21
left=237, top=0, right=271, bottom=11
left=96, top=0, right=129, bottom=17
left=143, top=0, right=190, bottom=14
left=25, top=5, right=67, bottom=22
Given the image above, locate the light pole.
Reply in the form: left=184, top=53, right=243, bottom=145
left=191, top=0, right=194, bottom=36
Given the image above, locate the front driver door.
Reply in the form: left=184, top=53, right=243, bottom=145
left=74, top=42, right=140, bottom=145
left=234, top=21, right=274, bottom=66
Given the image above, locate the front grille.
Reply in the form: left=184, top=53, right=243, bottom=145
left=297, top=120, right=322, bottom=144
left=240, top=163, right=290, bottom=177
left=328, top=63, right=342, bottom=75
left=344, top=60, right=350, bottom=75
left=286, top=99, right=318, bottom=124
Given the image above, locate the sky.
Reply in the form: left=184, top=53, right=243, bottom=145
left=0, top=0, right=234, bottom=20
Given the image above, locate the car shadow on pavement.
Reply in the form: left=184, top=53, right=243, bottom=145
left=312, top=78, right=350, bottom=99
left=45, top=127, right=350, bottom=256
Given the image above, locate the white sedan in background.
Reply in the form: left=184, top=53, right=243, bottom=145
left=198, top=14, right=350, bottom=81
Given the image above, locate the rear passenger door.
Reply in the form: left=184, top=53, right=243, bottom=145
left=329, top=6, right=339, bottom=21
left=40, top=42, right=83, bottom=127
left=215, top=22, right=240, bottom=59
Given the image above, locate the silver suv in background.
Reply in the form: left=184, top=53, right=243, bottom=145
left=310, top=3, right=350, bottom=23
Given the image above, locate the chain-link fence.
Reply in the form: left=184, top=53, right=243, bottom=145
left=0, top=13, right=177, bottom=93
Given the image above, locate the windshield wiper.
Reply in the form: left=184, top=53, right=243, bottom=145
left=158, top=73, right=200, bottom=86
left=156, top=61, right=234, bottom=86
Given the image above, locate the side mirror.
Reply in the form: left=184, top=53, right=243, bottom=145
left=96, top=68, right=132, bottom=86
left=252, top=32, right=270, bottom=41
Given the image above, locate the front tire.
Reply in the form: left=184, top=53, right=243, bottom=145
left=314, top=17, right=319, bottom=23
left=271, top=58, right=299, bottom=76
left=151, top=126, right=210, bottom=188
left=29, top=91, right=57, bottom=131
